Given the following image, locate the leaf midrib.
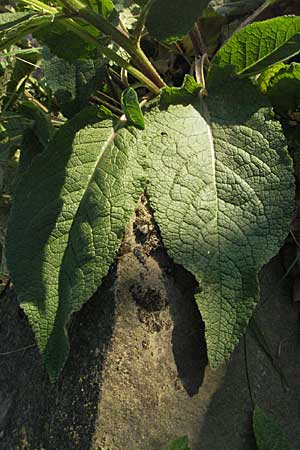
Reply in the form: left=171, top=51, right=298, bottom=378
left=200, top=97, right=223, bottom=349
left=237, top=27, right=300, bottom=75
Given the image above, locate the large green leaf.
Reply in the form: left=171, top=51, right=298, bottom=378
left=211, top=16, right=300, bottom=77
left=146, top=0, right=210, bottom=42
left=6, top=108, right=145, bottom=380
left=253, top=406, right=291, bottom=450
left=141, top=79, right=293, bottom=367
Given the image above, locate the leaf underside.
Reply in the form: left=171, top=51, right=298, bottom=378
left=139, top=78, right=293, bottom=368
left=6, top=108, right=145, bottom=380
left=6, top=77, right=294, bottom=378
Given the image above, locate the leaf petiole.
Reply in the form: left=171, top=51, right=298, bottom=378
left=59, top=0, right=166, bottom=90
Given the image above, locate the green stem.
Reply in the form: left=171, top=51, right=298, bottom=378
left=90, top=95, right=123, bottom=115
left=19, top=0, right=59, bottom=14
left=0, top=15, right=55, bottom=52
left=63, top=19, right=160, bottom=94
left=132, top=0, right=155, bottom=45
left=59, top=0, right=165, bottom=89
left=236, top=0, right=280, bottom=32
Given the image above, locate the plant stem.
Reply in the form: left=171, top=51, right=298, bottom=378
left=0, top=15, right=55, bottom=52
left=63, top=19, right=160, bottom=94
left=189, top=22, right=206, bottom=56
left=90, top=95, right=123, bottom=115
left=132, top=0, right=155, bottom=45
left=236, top=0, right=280, bottom=31
left=19, top=0, right=59, bottom=14
left=59, top=0, right=165, bottom=89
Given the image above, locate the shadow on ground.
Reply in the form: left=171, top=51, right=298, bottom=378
left=0, top=268, right=116, bottom=450
left=1, top=200, right=300, bottom=450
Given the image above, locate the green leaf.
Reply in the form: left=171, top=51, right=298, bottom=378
left=142, top=78, right=293, bottom=367
left=253, top=406, right=291, bottom=450
left=6, top=107, right=146, bottom=380
left=160, top=75, right=201, bottom=108
left=165, top=436, right=191, bottom=450
left=35, top=20, right=99, bottom=61
left=257, top=62, right=286, bottom=94
left=121, top=87, right=145, bottom=130
left=82, top=0, right=115, bottom=18
left=211, top=16, right=300, bottom=77
left=258, top=63, right=300, bottom=115
left=0, top=12, right=32, bottom=28
left=146, top=0, right=210, bottom=42
left=0, top=12, right=54, bottom=51
left=41, top=48, right=106, bottom=118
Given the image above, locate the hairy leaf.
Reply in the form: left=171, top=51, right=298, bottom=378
left=211, top=16, right=300, bottom=77
left=253, top=406, right=291, bottom=450
left=146, top=0, right=210, bottom=42
left=6, top=108, right=145, bottom=380
left=141, top=78, right=293, bottom=367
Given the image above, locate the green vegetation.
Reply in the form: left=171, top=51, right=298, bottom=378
left=0, top=1, right=299, bottom=447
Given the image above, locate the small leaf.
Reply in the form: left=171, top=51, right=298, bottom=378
left=257, top=62, right=286, bottom=94
left=146, top=0, right=210, bottom=42
left=258, top=63, right=300, bottom=115
left=253, top=406, right=291, bottom=450
left=6, top=107, right=146, bottom=380
left=211, top=16, right=300, bottom=77
left=121, top=87, right=145, bottom=130
left=160, top=75, right=201, bottom=108
left=165, top=436, right=191, bottom=450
